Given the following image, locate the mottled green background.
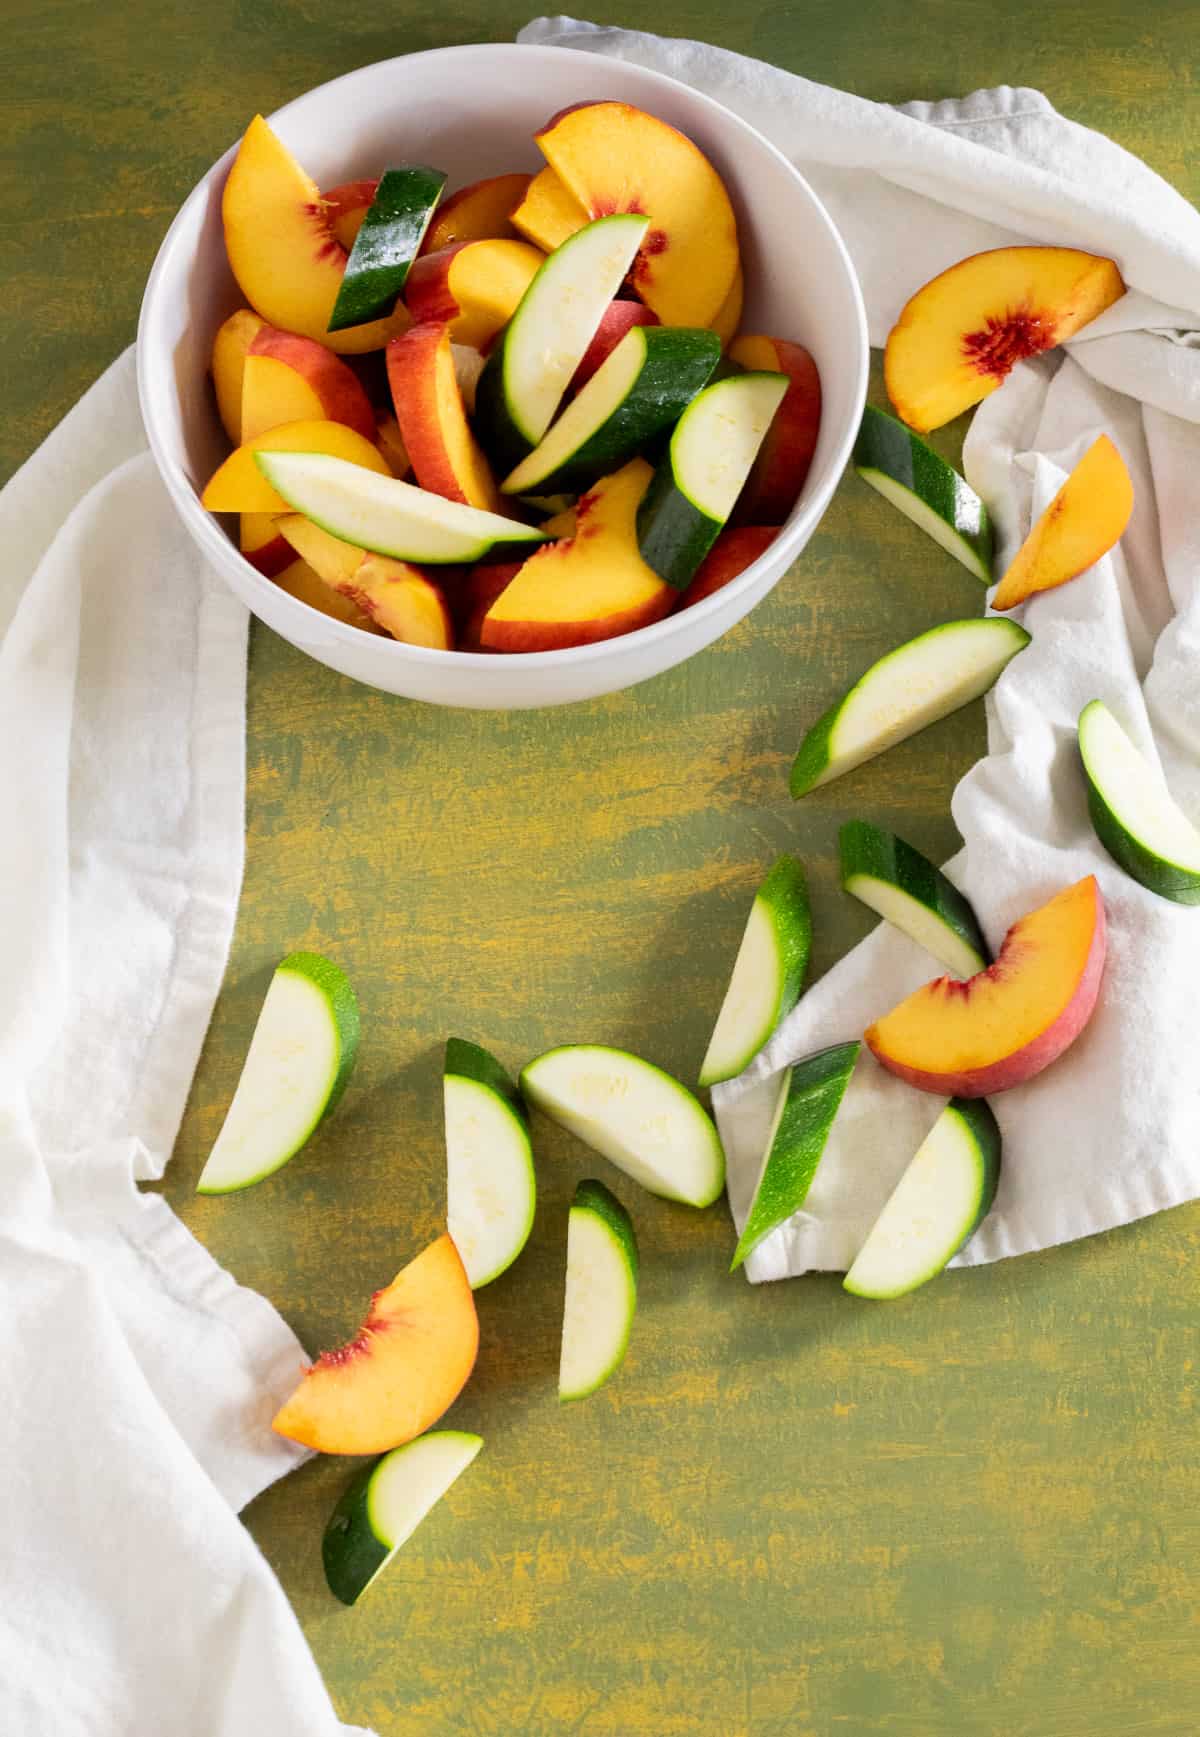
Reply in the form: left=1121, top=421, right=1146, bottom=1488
left=4, top=3, right=1198, bottom=1733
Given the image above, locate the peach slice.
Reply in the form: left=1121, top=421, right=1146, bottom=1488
left=322, top=179, right=378, bottom=251
left=482, top=459, right=672, bottom=651
left=571, top=300, right=659, bottom=391
left=239, top=510, right=293, bottom=579
left=277, top=513, right=452, bottom=645
left=535, top=102, right=739, bottom=328
left=202, top=419, right=390, bottom=514
left=710, top=265, right=744, bottom=349
left=386, top=323, right=504, bottom=512
left=675, top=525, right=779, bottom=612
left=211, top=308, right=267, bottom=442
left=460, top=561, right=522, bottom=650
left=885, top=246, right=1126, bottom=432
left=344, top=553, right=455, bottom=647
left=510, top=165, right=587, bottom=253
left=242, top=511, right=376, bottom=629
left=865, top=876, right=1107, bottom=1097
left=272, top=1233, right=478, bottom=1454
left=222, top=116, right=408, bottom=355
left=424, top=171, right=532, bottom=252
left=991, top=434, right=1133, bottom=610
left=241, top=325, right=376, bottom=443
left=374, top=411, right=411, bottom=479
left=276, top=558, right=378, bottom=630
left=729, top=335, right=822, bottom=522
left=403, top=239, right=544, bottom=349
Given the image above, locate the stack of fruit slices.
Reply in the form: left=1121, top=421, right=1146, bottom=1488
left=203, top=100, right=826, bottom=653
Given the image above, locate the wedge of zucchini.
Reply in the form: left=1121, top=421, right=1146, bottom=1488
left=839, top=821, right=989, bottom=978
left=328, top=166, right=446, bottom=331
left=636, top=372, right=789, bottom=588
left=502, top=326, right=720, bottom=498
left=854, top=405, right=993, bottom=582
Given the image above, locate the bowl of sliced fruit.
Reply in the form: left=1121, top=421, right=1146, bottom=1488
left=138, top=42, right=868, bottom=707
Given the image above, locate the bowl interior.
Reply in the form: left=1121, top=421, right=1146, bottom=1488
left=139, top=43, right=867, bottom=701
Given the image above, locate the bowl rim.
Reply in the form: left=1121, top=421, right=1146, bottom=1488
left=137, top=40, right=868, bottom=673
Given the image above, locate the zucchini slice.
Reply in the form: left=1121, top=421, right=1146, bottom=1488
left=699, top=855, right=811, bottom=1088
left=197, top=951, right=358, bottom=1194
left=322, top=1430, right=482, bottom=1605
left=839, top=821, right=989, bottom=978
left=1078, top=700, right=1200, bottom=904
left=854, top=405, right=993, bottom=582
left=636, top=372, right=789, bottom=588
left=844, top=1097, right=1001, bottom=1298
left=521, top=1044, right=725, bottom=1208
left=502, top=326, right=720, bottom=498
left=444, top=1039, right=535, bottom=1288
left=328, top=166, right=446, bottom=331
left=731, top=1042, right=861, bottom=1270
left=253, top=452, right=546, bottom=565
left=559, top=1179, right=638, bottom=1402
left=790, top=617, right=1031, bottom=796
left=474, top=215, right=649, bottom=473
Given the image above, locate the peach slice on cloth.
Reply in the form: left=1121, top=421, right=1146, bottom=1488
left=222, top=116, right=408, bottom=354
left=865, top=876, right=1107, bottom=1097
left=535, top=101, right=739, bottom=329
left=272, top=1234, right=478, bottom=1454
left=885, top=246, right=1125, bottom=432
left=992, top=435, right=1133, bottom=610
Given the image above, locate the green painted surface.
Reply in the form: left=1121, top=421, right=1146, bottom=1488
left=4, top=2, right=1199, bottom=1731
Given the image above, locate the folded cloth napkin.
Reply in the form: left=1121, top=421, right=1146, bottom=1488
left=0, top=350, right=371, bottom=1735
left=520, top=18, right=1200, bottom=1279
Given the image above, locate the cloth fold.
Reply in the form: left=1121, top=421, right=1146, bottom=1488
left=519, top=18, right=1200, bottom=1280
left=0, top=351, right=369, bottom=1734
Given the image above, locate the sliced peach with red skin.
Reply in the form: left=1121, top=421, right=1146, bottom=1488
left=460, top=562, right=522, bottom=650
left=424, top=172, right=532, bottom=252
left=347, top=554, right=454, bottom=647
left=239, top=510, right=293, bottom=579
left=510, top=165, right=587, bottom=253
left=322, top=179, right=378, bottom=251
left=222, top=116, right=408, bottom=355
left=885, top=246, right=1126, bottom=433
left=240, top=325, right=376, bottom=443
left=992, top=435, right=1133, bottom=611
left=535, top=101, right=739, bottom=328
left=403, top=239, right=543, bottom=349
left=211, top=308, right=267, bottom=442
left=675, top=526, right=779, bottom=612
left=201, top=419, right=391, bottom=514
left=482, top=459, right=673, bottom=652
left=272, top=1233, right=478, bottom=1454
left=571, top=300, right=659, bottom=391
left=241, top=513, right=377, bottom=629
left=866, top=876, right=1107, bottom=1098
left=386, top=323, right=504, bottom=513
left=729, top=335, right=822, bottom=522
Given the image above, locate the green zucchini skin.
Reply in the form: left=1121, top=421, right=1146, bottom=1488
left=322, top=1460, right=389, bottom=1606
left=853, top=405, right=994, bottom=582
left=1084, top=783, right=1200, bottom=905
left=507, top=327, right=720, bottom=497
left=445, top=1037, right=526, bottom=1117
left=328, top=166, right=446, bottom=331
left=574, top=1178, right=639, bottom=1282
left=474, top=349, right=533, bottom=477
left=634, top=459, right=723, bottom=590
left=838, top=822, right=991, bottom=973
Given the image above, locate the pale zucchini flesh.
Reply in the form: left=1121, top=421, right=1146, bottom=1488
left=444, top=1039, right=535, bottom=1288
left=843, top=1097, right=1001, bottom=1298
left=839, top=821, right=989, bottom=979
left=559, top=1179, right=639, bottom=1401
left=699, top=855, right=811, bottom=1088
left=854, top=405, right=993, bottom=583
left=521, top=1045, right=725, bottom=1208
left=1078, top=700, right=1200, bottom=904
left=791, top=618, right=1031, bottom=795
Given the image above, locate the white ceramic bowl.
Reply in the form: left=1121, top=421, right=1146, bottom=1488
left=138, top=43, right=867, bottom=709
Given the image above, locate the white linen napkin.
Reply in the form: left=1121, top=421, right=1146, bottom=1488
left=0, top=350, right=371, bottom=1736
left=520, top=18, right=1200, bottom=1279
